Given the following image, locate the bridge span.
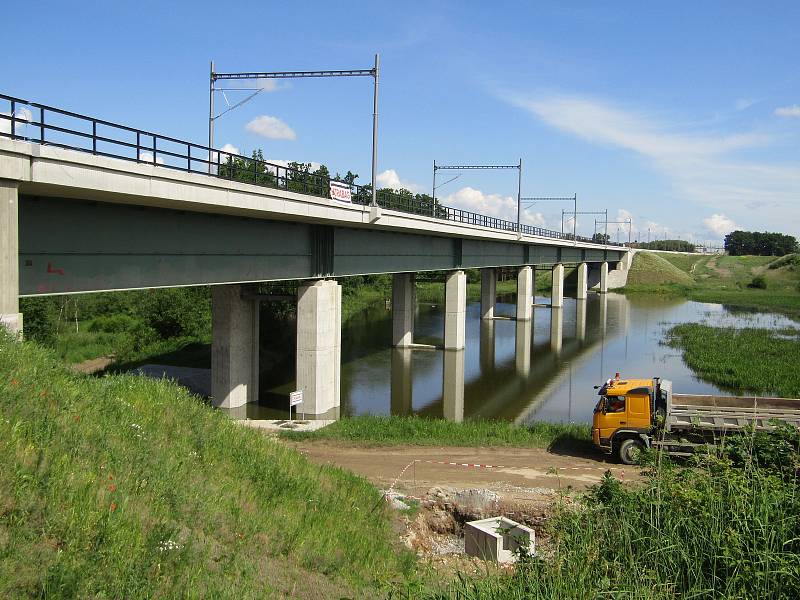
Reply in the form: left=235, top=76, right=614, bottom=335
left=0, top=95, right=630, bottom=417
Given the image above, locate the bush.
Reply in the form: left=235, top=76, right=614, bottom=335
left=748, top=275, right=767, bottom=289
left=18, top=296, right=58, bottom=345
left=88, top=314, right=139, bottom=333
left=139, top=288, right=211, bottom=339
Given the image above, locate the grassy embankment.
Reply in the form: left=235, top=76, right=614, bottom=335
left=281, top=415, right=591, bottom=449
left=0, top=333, right=415, bottom=598
left=4, top=322, right=799, bottom=598
left=623, top=251, right=800, bottom=315
left=666, top=323, right=800, bottom=397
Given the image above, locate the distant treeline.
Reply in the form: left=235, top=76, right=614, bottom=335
left=631, top=239, right=697, bottom=252
left=724, top=230, right=798, bottom=256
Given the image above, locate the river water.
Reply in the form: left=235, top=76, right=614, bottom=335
left=245, top=293, right=797, bottom=425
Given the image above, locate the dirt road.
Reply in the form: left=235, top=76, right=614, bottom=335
left=292, top=442, right=638, bottom=499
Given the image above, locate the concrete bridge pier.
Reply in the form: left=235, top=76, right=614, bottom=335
left=480, top=268, right=497, bottom=319
left=576, top=263, right=588, bottom=299
left=442, top=349, right=465, bottom=422
left=0, top=180, right=21, bottom=336
left=551, top=263, right=565, bottom=308
left=444, top=270, right=467, bottom=350
left=599, top=261, right=609, bottom=294
left=392, top=273, right=415, bottom=347
left=516, top=266, right=533, bottom=321
left=211, top=284, right=259, bottom=409
left=297, top=279, right=341, bottom=416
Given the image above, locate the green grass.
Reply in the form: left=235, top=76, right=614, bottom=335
left=625, top=252, right=694, bottom=286
left=666, top=324, right=800, bottom=397
left=623, top=252, right=800, bottom=317
left=280, top=415, right=592, bottom=450
left=0, top=334, right=414, bottom=598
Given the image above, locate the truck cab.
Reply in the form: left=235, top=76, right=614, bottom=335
left=592, top=376, right=667, bottom=464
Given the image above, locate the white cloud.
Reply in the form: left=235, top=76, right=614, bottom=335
left=220, top=143, right=240, bottom=156
left=442, top=186, right=545, bottom=227
left=774, top=104, right=800, bottom=118
left=245, top=115, right=296, bottom=140
left=503, top=92, right=800, bottom=234
left=138, top=151, right=165, bottom=165
left=262, top=158, right=322, bottom=176
left=376, top=169, right=424, bottom=193
left=0, top=108, right=32, bottom=136
left=735, top=98, right=756, bottom=111
left=703, top=214, right=738, bottom=237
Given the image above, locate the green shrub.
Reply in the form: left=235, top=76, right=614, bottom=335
left=88, top=313, right=139, bottom=333
left=748, top=275, right=768, bottom=289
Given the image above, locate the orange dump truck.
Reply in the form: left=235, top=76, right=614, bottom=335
left=592, top=375, right=800, bottom=464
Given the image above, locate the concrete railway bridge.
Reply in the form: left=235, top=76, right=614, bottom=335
left=0, top=95, right=631, bottom=416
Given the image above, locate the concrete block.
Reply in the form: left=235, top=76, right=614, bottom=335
left=551, top=263, right=564, bottom=308
left=480, top=268, right=496, bottom=320
left=464, top=517, right=535, bottom=563
left=516, top=266, right=533, bottom=321
left=444, top=270, right=466, bottom=350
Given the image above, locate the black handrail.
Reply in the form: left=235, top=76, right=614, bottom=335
left=0, top=93, right=620, bottom=247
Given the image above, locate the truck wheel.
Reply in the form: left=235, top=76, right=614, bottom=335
left=618, top=438, right=644, bottom=465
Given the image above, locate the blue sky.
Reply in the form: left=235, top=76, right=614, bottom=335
left=4, top=1, right=799, bottom=243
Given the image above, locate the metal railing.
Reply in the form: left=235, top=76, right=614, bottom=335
left=0, top=93, right=619, bottom=246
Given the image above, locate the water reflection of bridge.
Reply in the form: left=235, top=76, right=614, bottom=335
left=393, top=293, right=630, bottom=422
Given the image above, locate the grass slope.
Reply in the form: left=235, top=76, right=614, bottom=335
left=666, top=324, right=800, bottom=397
left=625, top=252, right=694, bottom=286
left=280, top=415, right=591, bottom=450
left=0, top=334, right=412, bottom=598
left=624, top=252, right=800, bottom=316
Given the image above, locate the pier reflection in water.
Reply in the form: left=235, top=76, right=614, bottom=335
left=242, top=291, right=797, bottom=425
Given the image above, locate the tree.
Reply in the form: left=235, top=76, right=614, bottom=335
left=592, top=233, right=611, bottom=244
left=724, top=230, right=798, bottom=256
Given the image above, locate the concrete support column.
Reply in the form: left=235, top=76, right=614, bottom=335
left=297, top=279, right=341, bottom=416
left=576, top=263, right=588, bottom=299
left=390, top=348, right=413, bottom=416
left=551, top=263, right=564, bottom=308
left=392, top=273, right=415, bottom=347
left=599, top=261, right=609, bottom=294
left=442, top=350, right=465, bottom=422
left=212, top=284, right=258, bottom=408
left=0, top=180, right=21, bottom=336
left=444, top=270, right=466, bottom=350
left=480, top=268, right=497, bottom=320
left=516, top=266, right=533, bottom=321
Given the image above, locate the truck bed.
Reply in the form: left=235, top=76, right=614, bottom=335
left=667, top=393, right=800, bottom=432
